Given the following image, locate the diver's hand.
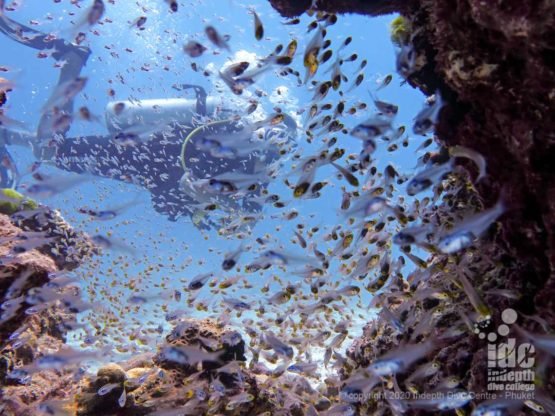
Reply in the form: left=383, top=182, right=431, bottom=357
left=52, top=44, right=91, bottom=65
left=0, top=128, right=6, bottom=147
left=190, top=214, right=213, bottom=231
left=188, top=210, right=220, bottom=231
left=194, top=220, right=212, bottom=231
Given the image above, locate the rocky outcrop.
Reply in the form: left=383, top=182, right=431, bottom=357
left=8, top=205, right=99, bottom=271
left=75, top=318, right=276, bottom=416
left=0, top=208, right=96, bottom=415
left=411, top=0, right=555, bottom=331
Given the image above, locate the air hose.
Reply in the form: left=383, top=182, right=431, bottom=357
left=179, top=119, right=236, bottom=172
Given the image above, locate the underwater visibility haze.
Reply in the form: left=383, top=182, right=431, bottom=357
left=1, top=0, right=555, bottom=415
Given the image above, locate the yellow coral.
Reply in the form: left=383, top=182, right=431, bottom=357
left=390, top=15, right=411, bottom=46
left=0, top=188, right=38, bottom=215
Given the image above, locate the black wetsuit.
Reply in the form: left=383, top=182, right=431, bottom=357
left=54, top=125, right=262, bottom=222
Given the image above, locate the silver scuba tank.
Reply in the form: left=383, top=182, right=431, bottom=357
left=104, top=97, right=218, bottom=133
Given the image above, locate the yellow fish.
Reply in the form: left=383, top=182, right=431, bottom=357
left=286, top=39, right=298, bottom=58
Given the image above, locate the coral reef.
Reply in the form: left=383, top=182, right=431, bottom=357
left=0, top=208, right=96, bottom=415
left=0, top=189, right=38, bottom=215
left=72, top=318, right=335, bottom=416
left=9, top=206, right=98, bottom=270
left=414, top=0, right=555, bottom=332
left=73, top=318, right=275, bottom=416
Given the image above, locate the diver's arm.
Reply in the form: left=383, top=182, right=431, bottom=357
left=0, top=128, right=35, bottom=148
left=0, top=14, right=91, bottom=139
left=36, top=47, right=91, bottom=138
left=0, top=13, right=90, bottom=60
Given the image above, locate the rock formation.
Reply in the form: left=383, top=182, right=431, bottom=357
left=0, top=206, right=97, bottom=415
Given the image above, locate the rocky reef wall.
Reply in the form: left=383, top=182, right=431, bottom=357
left=0, top=204, right=97, bottom=415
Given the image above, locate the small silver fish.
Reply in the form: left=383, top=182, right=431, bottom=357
left=78, top=196, right=140, bottom=221
left=287, top=362, right=319, bottom=376
left=331, top=162, right=359, bottom=187
left=514, top=325, right=555, bottom=356
left=350, top=115, right=393, bottom=140
left=471, top=398, right=523, bottom=416
left=406, top=361, right=441, bottom=384
left=86, top=0, right=105, bottom=26
left=252, top=10, right=264, bottom=40
left=449, top=145, right=487, bottom=182
left=346, top=72, right=364, bottom=93
left=161, top=345, right=224, bottom=366
left=42, top=77, right=87, bottom=112
left=259, top=249, right=318, bottom=267
left=130, top=16, right=147, bottom=29
left=413, top=92, right=443, bottom=135
left=376, top=74, right=393, bottom=90
left=322, top=404, right=356, bottom=416
left=264, top=332, right=294, bottom=358
left=91, top=234, right=135, bottom=254
left=370, top=92, right=398, bottom=116
left=118, top=388, right=126, bottom=407
left=32, top=347, right=104, bottom=371
left=188, top=272, right=213, bottom=291
left=367, top=339, right=436, bottom=376
left=97, top=382, right=120, bottom=396
left=226, top=392, right=255, bottom=410
left=222, top=244, right=245, bottom=271
left=267, top=290, right=291, bottom=305
left=294, top=231, right=307, bottom=248
left=0, top=111, right=32, bottom=135
left=396, top=44, right=416, bottom=78
left=4, top=233, right=58, bottom=254
left=5, top=270, right=33, bottom=300
left=407, top=389, right=472, bottom=410
left=406, top=160, right=453, bottom=196
left=379, top=304, right=404, bottom=332
left=222, top=297, right=251, bottom=311
left=37, top=399, right=73, bottom=416
left=393, top=224, right=433, bottom=245
left=343, top=194, right=390, bottom=219
left=437, top=198, right=505, bottom=254
left=165, top=0, right=178, bottom=12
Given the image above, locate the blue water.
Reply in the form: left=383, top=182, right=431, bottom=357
left=2, top=0, right=426, bottom=366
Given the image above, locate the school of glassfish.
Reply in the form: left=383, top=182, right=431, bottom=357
left=1, top=1, right=555, bottom=416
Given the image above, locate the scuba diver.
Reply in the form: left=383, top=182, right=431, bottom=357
left=0, top=13, right=297, bottom=229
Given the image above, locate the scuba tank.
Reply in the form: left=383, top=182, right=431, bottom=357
left=105, top=97, right=218, bottom=133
